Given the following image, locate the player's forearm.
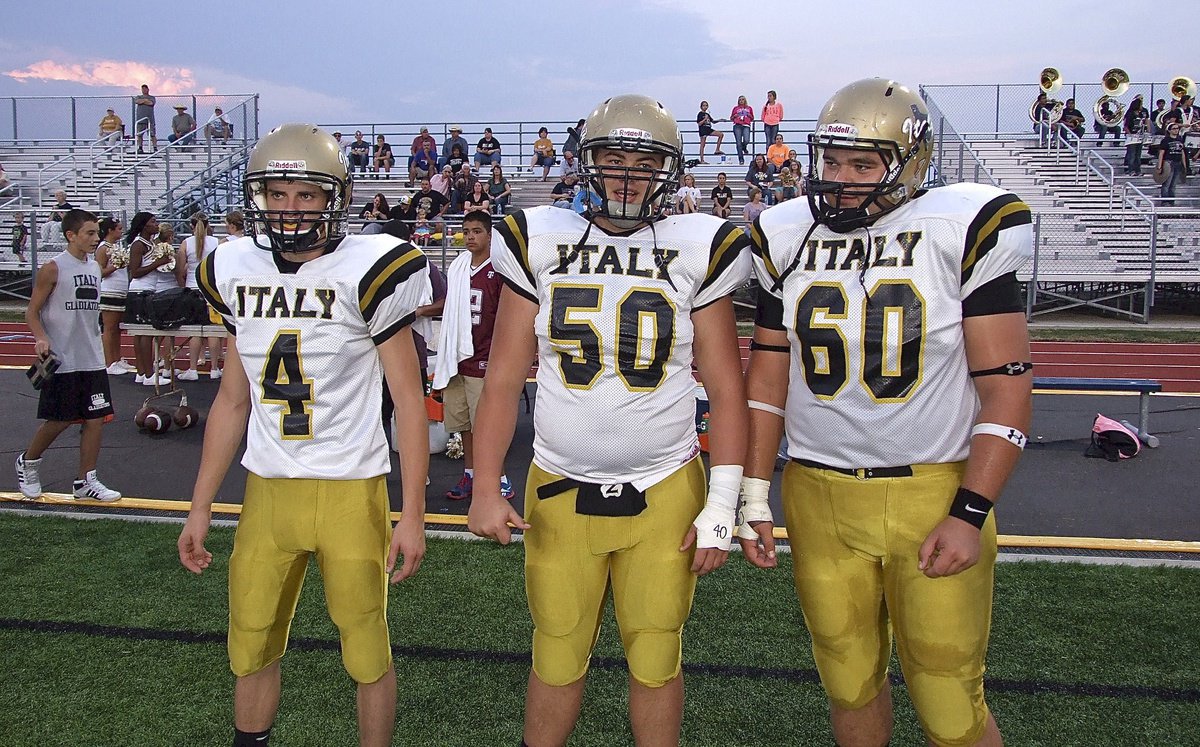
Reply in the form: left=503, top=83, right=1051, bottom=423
left=191, top=395, right=250, bottom=511
left=961, top=382, right=1031, bottom=502
left=470, top=374, right=524, bottom=496
left=743, top=329, right=790, bottom=479
left=393, top=395, right=428, bottom=521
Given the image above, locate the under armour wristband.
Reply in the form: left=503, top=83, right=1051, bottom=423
left=971, top=422, right=1027, bottom=449
left=948, top=487, right=994, bottom=530
left=693, top=464, right=743, bottom=551
left=736, top=477, right=774, bottom=541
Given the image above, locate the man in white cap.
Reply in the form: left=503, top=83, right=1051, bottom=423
left=438, top=126, right=470, bottom=170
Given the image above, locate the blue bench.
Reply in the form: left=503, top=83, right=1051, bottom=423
left=1032, top=377, right=1162, bottom=447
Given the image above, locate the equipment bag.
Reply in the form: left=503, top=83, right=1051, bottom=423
left=1083, top=413, right=1141, bottom=462
left=145, top=287, right=208, bottom=330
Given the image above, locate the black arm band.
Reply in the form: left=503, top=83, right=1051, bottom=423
left=969, top=361, right=1033, bottom=378
left=749, top=340, right=791, bottom=354
left=948, top=487, right=994, bottom=530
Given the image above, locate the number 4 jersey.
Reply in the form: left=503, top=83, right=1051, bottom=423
left=493, top=207, right=750, bottom=487
left=197, top=234, right=429, bottom=480
left=751, top=182, right=1033, bottom=468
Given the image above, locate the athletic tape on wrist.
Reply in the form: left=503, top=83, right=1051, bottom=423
left=748, top=399, right=786, bottom=418
left=971, top=422, right=1027, bottom=449
left=736, top=476, right=773, bottom=541
left=948, top=487, right=993, bottom=530
left=694, top=465, right=743, bottom=551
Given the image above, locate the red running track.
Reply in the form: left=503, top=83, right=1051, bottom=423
left=3, top=323, right=1198, bottom=392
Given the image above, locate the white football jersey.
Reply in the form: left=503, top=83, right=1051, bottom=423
left=751, top=183, right=1033, bottom=468
left=197, top=234, right=429, bottom=480
left=493, top=207, right=750, bottom=487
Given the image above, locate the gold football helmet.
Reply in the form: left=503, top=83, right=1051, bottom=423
left=578, top=94, right=683, bottom=228
left=244, top=123, right=352, bottom=253
left=807, top=78, right=934, bottom=231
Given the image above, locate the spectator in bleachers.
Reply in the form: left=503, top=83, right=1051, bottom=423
left=411, top=207, right=434, bottom=246
left=774, top=165, right=798, bottom=203
left=710, top=172, right=732, bottom=218
left=1150, top=99, right=1168, bottom=136
left=169, top=105, right=196, bottom=146
left=440, top=126, right=470, bottom=170
left=1059, top=98, right=1086, bottom=140
left=452, top=163, right=477, bottom=213
left=745, top=153, right=775, bottom=206
left=530, top=127, right=556, bottom=182
left=761, top=90, right=783, bottom=149
left=730, top=95, right=754, bottom=165
left=134, top=84, right=157, bottom=153
left=782, top=148, right=802, bottom=175
left=11, top=211, right=28, bottom=262
left=431, top=166, right=454, bottom=199
left=558, top=150, right=579, bottom=179
left=487, top=164, right=511, bottom=215
left=331, top=131, right=349, bottom=160
left=49, top=191, right=74, bottom=223
left=359, top=193, right=391, bottom=222
left=98, top=108, right=124, bottom=146
left=1162, top=96, right=1195, bottom=129
left=349, top=131, right=371, bottom=174
left=373, top=134, right=395, bottom=175
left=96, top=217, right=131, bottom=376
left=175, top=213, right=221, bottom=381
left=674, top=173, right=701, bottom=214
left=40, top=213, right=65, bottom=253
left=462, top=181, right=491, bottom=215
left=447, top=144, right=469, bottom=175
left=564, top=119, right=585, bottom=161
left=1123, top=95, right=1150, bottom=176
left=407, top=127, right=438, bottom=186
left=742, top=187, right=766, bottom=224
left=407, top=178, right=449, bottom=229
left=124, top=212, right=169, bottom=384
left=766, top=133, right=789, bottom=169
left=1156, top=121, right=1189, bottom=206
left=550, top=172, right=580, bottom=208
left=696, top=100, right=726, bottom=163
left=475, top=127, right=502, bottom=166
left=204, top=107, right=232, bottom=144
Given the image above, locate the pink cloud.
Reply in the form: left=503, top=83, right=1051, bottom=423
left=5, top=59, right=205, bottom=95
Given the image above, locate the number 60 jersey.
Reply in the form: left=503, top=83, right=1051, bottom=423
left=493, top=207, right=750, bottom=488
left=751, top=182, right=1033, bottom=468
left=197, top=234, right=429, bottom=480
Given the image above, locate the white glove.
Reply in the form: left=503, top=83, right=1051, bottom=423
left=693, top=465, right=742, bottom=551
left=736, top=476, right=774, bottom=541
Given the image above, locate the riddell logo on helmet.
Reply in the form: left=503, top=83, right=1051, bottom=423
left=817, top=123, right=858, bottom=137
left=267, top=159, right=307, bottom=170
left=610, top=128, right=652, bottom=141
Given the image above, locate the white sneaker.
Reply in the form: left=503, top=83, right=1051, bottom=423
left=210, top=368, right=222, bottom=380
left=176, top=369, right=199, bottom=381
left=143, top=373, right=170, bottom=386
left=15, top=452, right=42, bottom=499
left=117, top=359, right=137, bottom=373
left=106, top=362, right=130, bottom=375
left=72, top=470, right=121, bottom=502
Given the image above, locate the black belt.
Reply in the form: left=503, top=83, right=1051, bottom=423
left=792, top=458, right=913, bottom=479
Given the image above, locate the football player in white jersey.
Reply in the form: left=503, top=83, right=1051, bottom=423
left=467, top=94, right=750, bottom=746
left=176, top=124, right=430, bottom=747
left=741, top=79, right=1033, bottom=747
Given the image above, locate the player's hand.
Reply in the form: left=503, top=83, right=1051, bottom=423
left=33, top=338, right=50, bottom=358
left=917, top=516, right=982, bottom=578
left=177, top=513, right=213, bottom=574
left=467, top=493, right=529, bottom=546
left=680, top=526, right=729, bottom=576
left=738, top=522, right=778, bottom=569
left=387, top=515, right=426, bottom=583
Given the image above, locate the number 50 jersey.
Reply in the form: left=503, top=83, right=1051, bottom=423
left=751, top=182, right=1033, bottom=468
left=493, top=207, right=750, bottom=487
left=197, top=234, right=429, bottom=480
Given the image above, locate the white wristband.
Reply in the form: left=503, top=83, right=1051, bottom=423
left=971, top=422, right=1027, bottom=449
left=736, top=477, right=774, bottom=541
left=693, top=464, right=743, bottom=551
left=748, top=399, right=786, bottom=418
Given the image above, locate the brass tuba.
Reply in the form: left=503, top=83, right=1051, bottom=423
left=1170, top=76, right=1197, bottom=101
left=1094, top=68, right=1129, bottom=128
left=1030, top=67, right=1064, bottom=124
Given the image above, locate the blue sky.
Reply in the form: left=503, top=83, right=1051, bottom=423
left=0, top=0, right=1187, bottom=132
